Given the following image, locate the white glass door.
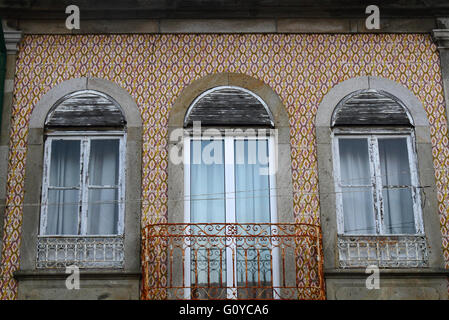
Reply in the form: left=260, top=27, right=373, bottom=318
left=184, top=135, right=278, bottom=299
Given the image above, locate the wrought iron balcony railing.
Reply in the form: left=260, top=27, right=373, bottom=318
left=37, top=235, right=124, bottom=268
left=338, top=235, right=428, bottom=268
left=141, top=223, right=325, bottom=300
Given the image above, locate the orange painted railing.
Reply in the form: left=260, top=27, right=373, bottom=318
left=141, top=223, right=325, bottom=300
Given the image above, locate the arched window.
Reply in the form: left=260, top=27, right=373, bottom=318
left=40, top=90, right=126, bottom=237
left=183, top=86, right=278, bottom=299
left=38, top=90, right=127, bottom=268
left=18, top=78, right=142, bottom=299
left=162, top=74, right=298, bottom=301
left=331, top=89, right=423, bottom=236
left=315, top=76, right=444, bottom=271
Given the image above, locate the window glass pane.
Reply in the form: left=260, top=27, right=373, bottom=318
left=235, top=139, right=272, bottom=298
left=381, top=189, right=415, bottom=234
left=89, top=139, right=120, bottom=186
left=234, top=139, right=270, bottom=223
left=342, top=187, right=376, bottom=234
left=338, top=138, right=375, bottom=234
left=190, top=139, right=226, bottom=299
left=190, top=139, right=225, bottom=223
left=87, top=188, right=119, bottom=235
left=378, top=138, right=416, bottom=234
left=338, top=138, right=371, bottom=185
left=46, top=189, right=79, bottom=235
left=378, top=138, right=411, bottom=186
left=49, top=140, right=80, bottom=187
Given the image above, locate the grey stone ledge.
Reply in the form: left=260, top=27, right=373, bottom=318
left=325, top=268, right=449, bottom=278
left=433, top=29, right=449, bottom=49
left=160, top=19, right=276, bottom=33
left=2, top=21, right=23, bottom=54
left=11, top=18, right=441, bottom=35
left=14, top=269, right=141, bottom=280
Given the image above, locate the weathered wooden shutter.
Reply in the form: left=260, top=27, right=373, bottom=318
left=184, top=87, right=274, bottom=128
left=331, top=89, right=413, bottom=127
left=45, top=90, right=126, bottom=129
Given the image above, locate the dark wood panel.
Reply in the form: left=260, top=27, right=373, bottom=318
left=45, top=91, right=126, bottom=128
left=332, top=89, right=412, bottom=127
left=184, top=88, right=273, bottom=128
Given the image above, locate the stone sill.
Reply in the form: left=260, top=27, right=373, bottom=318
left=14, top=269, right=141, bottom=280
left=325, top=268, right=449, bottom=278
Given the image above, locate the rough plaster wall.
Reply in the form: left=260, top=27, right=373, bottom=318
left=0, top=33, right=447, bottom=299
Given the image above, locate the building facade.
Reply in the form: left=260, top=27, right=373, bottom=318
left=1, top=1, right=449, bottom=300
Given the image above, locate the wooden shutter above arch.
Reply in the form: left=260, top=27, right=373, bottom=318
left=331, top=89, right=413, bottom=127
left=184, top=86, right=274, bottom=128
left=45, top=90, right=126, bottom=129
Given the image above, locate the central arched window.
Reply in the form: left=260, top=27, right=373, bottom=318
left=183, top=86, right=278, bottom=299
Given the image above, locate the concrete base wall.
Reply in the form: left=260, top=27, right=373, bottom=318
left=325, top=270, right=449, bottom=300
left=15, top=271, right=140, bottom=300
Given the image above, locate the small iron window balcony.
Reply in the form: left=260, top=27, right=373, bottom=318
left=36, top=235, right=124, bottom=269
left=337, top=235, right=428, bottom=268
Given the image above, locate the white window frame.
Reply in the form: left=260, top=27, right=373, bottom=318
left=40, top=131, right=126, bottom=236
left=332, top=127, right=424, bottom=236
left=183, top=134, right=279, bottom=299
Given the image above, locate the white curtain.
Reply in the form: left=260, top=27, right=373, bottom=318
left=235, top=139, right=271, bottom=290
left=189, top=139, right=273, bottom=293
left=190, top=139, right=225, bottom=223
left=46, top=140, right=80, bottom=235
left=378, top=138, right=415, bottom=234
left=190, top=140, right=226, bottom=289
left=87, top=139, right=120, bottom=235
left=235, top=139, right=270, bottom=223
left=338, top=138, right=375, bottom=234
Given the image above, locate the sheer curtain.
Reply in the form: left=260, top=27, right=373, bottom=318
left=235, top=139, right=270, bottom=223
left=235, top=139, right=271, bottom=298
left=190, top=139, right=225, bottom=223
left=338, top=138, right=375, bottom=234
left=87, top=139, right=120, bottom=235
left=378, top=138, right=415, bottom=234
left=46, top=140, right=80, bottom=235
left=190, top=139, right=226, bottom=296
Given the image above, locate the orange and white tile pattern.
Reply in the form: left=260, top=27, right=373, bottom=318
left=0, top=34, right=447, bottom=299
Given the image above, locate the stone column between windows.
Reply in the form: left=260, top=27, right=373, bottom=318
left=433, top=18, right=449, bottom=128
left=0, top=20, right=22, bottom=260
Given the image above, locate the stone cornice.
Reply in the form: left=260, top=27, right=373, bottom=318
left=433, top=29, right=449, bottom=50
left=2, top=21, right=22, bottom=54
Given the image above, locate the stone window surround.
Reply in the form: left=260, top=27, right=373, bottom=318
left=166, top=73, right=301, bottom=294
left=17, top=77, right=143, bottom=275
left=167, top=72, right=294, bottom=225
left=316, top=75, right=445, bottom=272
